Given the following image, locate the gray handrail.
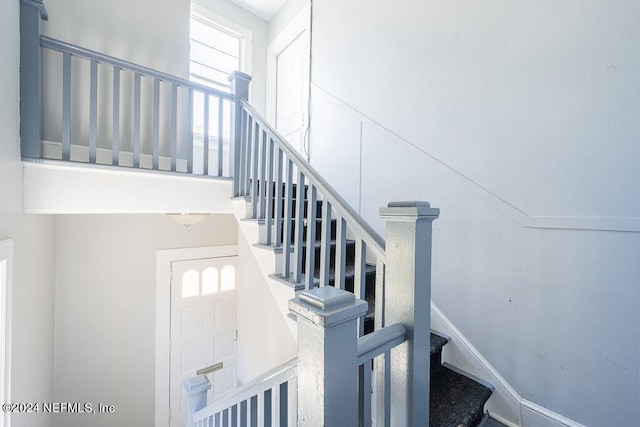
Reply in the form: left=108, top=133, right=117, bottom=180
left=241, top=100, right=386, bottom=256
left=40, top=36, right=234, bottom=100
left=357, top=323, right=407, bottom=365
left=193, top=358, right=298, bottom=421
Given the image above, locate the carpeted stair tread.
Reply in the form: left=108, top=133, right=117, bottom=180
left=430, top=332, right=449, bottom=355
left=429, top=366, right=493, bottom=427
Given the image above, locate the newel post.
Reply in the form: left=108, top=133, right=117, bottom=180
left=229, top=71, right=251, bottom=196
left=379, top=201, right=439, bottom=426
left=20, top=0, right=48, bottom=159
left=289, top=286, right=368, bottom=426
left=182, top=375, right=211, bottom=427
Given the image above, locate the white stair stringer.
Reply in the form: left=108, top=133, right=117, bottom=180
left=232, top=197, right=298, bottom=340
left=431, top=303, right=585, bottom=427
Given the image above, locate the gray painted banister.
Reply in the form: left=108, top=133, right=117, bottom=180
left=356, top=323, right=406, bottom=365
left=191, top=358, right=298, bottom=426
left=240, top=100, right=386, bottom=257
left=40, top=36, right=234, bottom=100
left=30, top=30, right=238, bottom=175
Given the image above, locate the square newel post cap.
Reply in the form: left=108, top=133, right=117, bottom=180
left=228, top=71, right=252, bottom=84
left=289, top=286, right=368, bottom=328
left=182, top=375, right=211, bottom=397
left=379, top=201, right=440, bottom=221
left=22, top=0, right=49, bottom=20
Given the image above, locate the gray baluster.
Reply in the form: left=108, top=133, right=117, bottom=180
left=152, top=78, right=160, bottom=170
left=304, top=186, right=318, bottom=290
left=133, top=72, right=141, bottom=168
left=89, top=60, right=97, bottom=163
left=187, top=88, right=194, bottom=173
left=112, top=66, right=120, bottom=166
left=273, top=148, right=284, bottom=249
left=170, top=83, right=178, bottom=171
left=258, top=130, right=267, bottom=220
left=334, top=217, right=347, bottom=290
left=239, top=112, right=250, bottom=196
left=217, top=96, right=224, bottom=176
left=265, top=138, right=275, bottom=244
left=292, top=170, right=305, bottom=284
left=250, top=122, right=259, bottom=218
left=62, top=52, right=71, bottom=161
left=319, top=201, right=332, bottom=287
left=282, top=160, right=294, bottom=278
left=203, top=94, right=210, bottom=175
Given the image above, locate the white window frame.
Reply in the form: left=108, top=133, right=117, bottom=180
left=190, top=4, right=253, bottom=90
left=0, top=239, right=13, bottom=427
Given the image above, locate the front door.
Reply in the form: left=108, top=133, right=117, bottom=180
left=169, top=256, right=238, bottom=426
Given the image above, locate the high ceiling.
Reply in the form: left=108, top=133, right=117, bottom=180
left=226, top=0, right=287, bottom=21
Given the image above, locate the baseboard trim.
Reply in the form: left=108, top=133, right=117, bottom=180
left=431, top=302, right=586, bottom=427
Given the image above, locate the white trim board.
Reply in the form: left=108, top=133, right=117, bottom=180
left=0, top=239, right=13, bottom=427
left=23, top=160, right=234, bottom=214
left=431, top=303, right=586, bottom=427
left=155, top=245, right=239, bottom=427
left=311, top=83, right=640, bottom=233
left=266, top=3, right=311, bottom=125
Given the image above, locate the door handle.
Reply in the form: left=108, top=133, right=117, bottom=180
left=197, top=362, right=223, bottom=376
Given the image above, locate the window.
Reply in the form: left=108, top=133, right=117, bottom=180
left=181, top=269, right=200, bottom=298
left=202, top=267, right=219, bottom=295
left=0, top=239, right=13, bottom=427
left=181, top=264, right=235, bottom=298
left=190, top=5, right=252, bottom=91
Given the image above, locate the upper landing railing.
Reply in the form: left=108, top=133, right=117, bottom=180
left=20, top=0, right=240, bottom=177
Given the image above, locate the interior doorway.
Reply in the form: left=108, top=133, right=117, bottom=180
left=267, top=4, right=311, bottom=159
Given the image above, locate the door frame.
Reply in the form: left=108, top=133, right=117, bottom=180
left=155, top=245, right=238, bottom=427
left=266, top=3, right=311, bottom=126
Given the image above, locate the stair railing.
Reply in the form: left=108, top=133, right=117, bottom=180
left=229, top=93, right=386, bottom=307
left=185, top=358, right=298, bottom=427
left=21, top=0, right=236, bottom=176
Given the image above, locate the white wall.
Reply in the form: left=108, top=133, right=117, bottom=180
left=267, top=0, right=308, bottom=44
left=53, top=214, right=237, bottom=427
left=310, top=0, right=640, bottom=219
left=301, top=1, right=640, bottom=425
left=0, top=2, right=57, bottom=427
left=236, top=229, right=296, bottom=384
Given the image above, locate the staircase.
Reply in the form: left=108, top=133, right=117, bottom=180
left=20, top=4, right=503, bottom=422
left=255, top=182, right=495, bottom=426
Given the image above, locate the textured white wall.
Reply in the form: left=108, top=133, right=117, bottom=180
left=311, top=0, right=640, bottom=219
left=304, top=1, right=640, bottom=425
left=53, top=214, right=237, bottom=427
left=0, top=2, right=57, bottom=427
left=236, top=229, right=296, bottom=384
left=267, top=0, right=308, bottom=44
